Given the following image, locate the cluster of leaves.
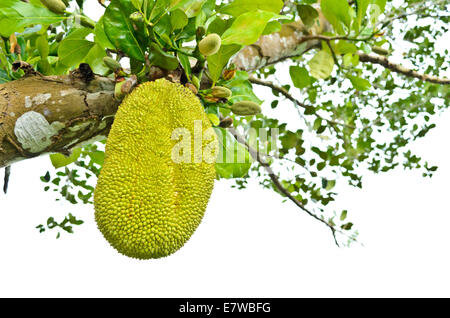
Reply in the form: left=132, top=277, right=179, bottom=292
left=36, top=213, right=84, bottom=239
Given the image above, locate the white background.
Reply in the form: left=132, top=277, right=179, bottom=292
left=0, top=2, right=449, bottom=298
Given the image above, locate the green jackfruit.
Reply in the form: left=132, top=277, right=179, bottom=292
left=94, top=79, right=218, bottom=259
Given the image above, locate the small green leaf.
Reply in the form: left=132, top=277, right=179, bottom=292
left=214, top=127, right=252, bottom=179
left=207, top=44, right=242, bottom=84
left=320, top=0, right=353, bottom=35
left=289, top=65, right=311, bottom=89
left=340, top=210, right=347, bottom=221
left=297, top=4, right=319, bottom=27
left=348, top=75, right=371, bottom=91
left=148, top=42, right=179, bottom=70
left=170, top=8, right=188, bottom=30
left=221, top=11, right=281, bottom=46
left=103, top=0, right=145, bottom=61
left=262, top=20, right=281, bottom=35
left=58, top=28, right=94, bottom=67
left=220, top=0, right=284, bottom=17
left=309, top=50, right=334, bottom=79
left=50, top=148, right=82, bottom=169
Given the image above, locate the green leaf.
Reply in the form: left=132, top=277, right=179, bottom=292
left=296, top=4, right=319, bottom=27
left=171, top=0, right=208, bottom=18
left=214, top=128, right=252, bottom=179
left=220, top=0, right=284, bottom=17
left=341, top=222, right=353, bottom=230
left=36, top=34, right=49, bottom=58
left=94, top=17, right=115, bottom=50
left=289, top=66, right=311, bottom=89
left=368, top=0, right=386, bottom=25
left=0, top=0, right=66, bottom=37
left=103, top=0, right=145, bottom=61
left=131, top=0, right=143, bottom=10
left=325, top=179, right=336, bottom=190
left=170, top=8, right=188, bottom=30
left=88, top=151, right=105, bottom=166
left=308, top=50, right=334, bottom=79
left=207, top=44, right=242, bottom=84
left=320, top=0, right=353, bottom=35
left=262, top=21, right=281, bottom=35
left=227, top=71, right=263, bottom=104
left=355, top=0, right=370, bottom=30
left=340, top=210, right=347, bottom=221
left=58, top=28, right=94, bottom=67
left=50, top=148, right=82, bottom=169
left=85, top=43, right=108, bottom=75
left=348, top=75, right=371, bottom=91
left=221, top=11, right=281, bottom=46
left=148, top=42, right=179, bottom=70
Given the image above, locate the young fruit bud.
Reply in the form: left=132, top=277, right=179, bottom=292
left=372, top=46, right=389, bottom=56
left=191, top=75, right=200, bottom=90
left=230, top=101, right=262, bottom=116
left=211, top=86, right=232, bottom=99
left=130, top=12, right=144, bottom=24
left=55, top=32, right=64, bottom=42
left=198, top=33, right=221, bottom=56
left=103, top=57, right=122, bottom=72
left=76, top=15, right=96, bottom=29
left=219, top=117, right=233, bottom=128
left=185, top=83, right=198, bottom=95
left=40, top=0, right=66, bottom=14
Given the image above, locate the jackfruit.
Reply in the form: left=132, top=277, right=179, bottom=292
left=230, top=101, right=262, bottom=116
left=198, top=33, right=221, bottom=56
left=94, top=79, right=218, bottom=259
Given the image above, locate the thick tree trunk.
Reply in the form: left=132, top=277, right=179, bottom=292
left=0, top=72, right=117, bottom=167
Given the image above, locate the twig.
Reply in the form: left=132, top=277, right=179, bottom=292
left=3, top=165, right=10, bottom=194
left=228, top=127, right=341, bottom=246
left=248, top=76, right=355, bottom=130
left=357, top=52, right=450, bottom=85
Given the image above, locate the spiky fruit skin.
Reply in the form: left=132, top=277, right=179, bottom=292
left=40, top=0, right=66, bottom=14
left=198, top=33, right=221, bottom=56
left=231, top=101, right=262, bottom=116
left=94, top=79, right=218, bottom=259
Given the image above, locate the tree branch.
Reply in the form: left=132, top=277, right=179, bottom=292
left=227, top=126, right=340, bottom=246
left=0, top=66, right=119, bottom=168
left=248, top=76, right=355, bottom=130
left=357, top=52, right=450, bottom=85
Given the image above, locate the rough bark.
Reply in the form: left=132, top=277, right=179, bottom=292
left=232, top=19, right=329, bottom=71
left=0, top=71, right=118, bottom=168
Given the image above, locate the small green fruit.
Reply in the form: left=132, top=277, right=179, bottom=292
left=103, top=57, right=122, bottom=72
left=76, top=15, right=96, bottom=29
left=230, top=101, right=262, bottom=116
left=198, top=33, right=221, bottom=56
left=192, top=76, right=200, bottom=90
left=130, top=12, right=144, bottom=24
left=40, top=0, right=66, bottom=14
left=211, top=86, right=232, bottom=99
